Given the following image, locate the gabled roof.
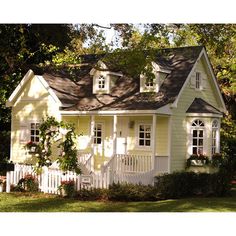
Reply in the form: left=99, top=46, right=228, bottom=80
left=42, top=46, right=204, bottom=111
left=186, top=98, right=222, bottom=114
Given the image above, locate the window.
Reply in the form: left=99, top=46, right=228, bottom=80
left=191, top=119, right=204, bottom=155
left=98, top=75, right=105, bottom=89
left=196, top=72, right=201, bottom=89
left=30, top=122, right=40, bottom=143
left=94, top=123, right=102, bottom=144
left=138, top=124, right=151, bottom=147
left=145, top=77, right=155, bottom=89
left=212, top=120, right=219, bottom=155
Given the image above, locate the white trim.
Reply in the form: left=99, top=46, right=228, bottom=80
left=171, top=48, right=227, bottom=113
left=6, top=69, right=35, bottom=107
left=202, top=48, right=227, bottom=112
left=171, top=49, right=204, bottom=108
left=60, top=109, right=172, bottom=116
left=167, top=116, right=172, bottom=173
left=186, top=113, right=222, bottom=118
left=113, top=115, right=117, bottom=156
left=135, top=122, right=152, bottom=150
left=152, top=115, right=157, bottom=169
left=37, top=75, right=62, bottom=106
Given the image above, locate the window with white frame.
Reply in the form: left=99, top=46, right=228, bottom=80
left=196, top=72, right=201, bottom=89
left=97, top=75, right=106, bottom=89
left=212, top=120, right=219, bottom=155
left=145, top=77, right=155, bottom=89
left=138, top=124, right=152, bottom=147
left=94, top=123, right=102, bottom=144
left=30, top=122, right=40, bottom=143
left=191, top=119, right=204, bottom=155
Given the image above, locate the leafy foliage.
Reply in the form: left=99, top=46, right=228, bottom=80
left=33, top=116, right=81, bottom=174
left=154, top=171, right=232, bottom=199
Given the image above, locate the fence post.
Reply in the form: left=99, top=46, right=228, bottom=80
left=6, top=171, right=11, bottom=193
left=42, top=166, right=48, bottom=193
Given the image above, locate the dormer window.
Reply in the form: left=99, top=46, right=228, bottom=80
left=140, top=61, right=170, bottom=93
left=98, top=75, right=106, bottom=89
left=145, top=77, right=155, bottom=89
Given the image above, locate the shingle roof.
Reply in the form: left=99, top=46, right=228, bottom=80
left=42, top=46, right=204, bottom=111
left=186, top=98, right=222, bottom=114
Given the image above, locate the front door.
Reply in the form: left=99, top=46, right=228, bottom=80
left=116, top=117, right=128, bottom=155
left=93, top=123, right=103, bottom=157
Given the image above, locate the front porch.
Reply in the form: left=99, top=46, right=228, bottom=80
left=71, top=113, right=171, bottom=177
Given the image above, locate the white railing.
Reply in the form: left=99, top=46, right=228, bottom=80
left=111, top=169, right=155, bottom=186
left=77, top=152, right=94, bottom=174
left=103, top=154, right=153, bottom=173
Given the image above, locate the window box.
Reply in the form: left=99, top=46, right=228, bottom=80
left=186, top=154, right=209, bottom=168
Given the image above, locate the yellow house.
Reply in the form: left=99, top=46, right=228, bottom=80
left=6, top=46, right=226, bottom=178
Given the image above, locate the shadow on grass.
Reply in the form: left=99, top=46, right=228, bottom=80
left=0, top=192, right=236, bottom=212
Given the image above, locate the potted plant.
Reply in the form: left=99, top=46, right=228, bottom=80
left=58, top=179, right=76, bottom=197
left=25, top=141, right=39, bottom=154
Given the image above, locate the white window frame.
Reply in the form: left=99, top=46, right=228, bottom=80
left=195, top=72, right=201, bottom=90
left=212, top=119, right=220, bottom=155
left=136, top=123, right=152, bottom=149
left=145, top=76, right=155, bottom=90
left=30, top=122, right=40, bottom=143
left=191, top=119, right=205, bottom=155
left=93, top=123, right=103, bottom=145
left=97, top=75, right=106, bottom=90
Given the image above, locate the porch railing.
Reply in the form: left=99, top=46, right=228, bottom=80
left=77, top=152, right=94, bottom=174
left=102, top=154, right=153, bottom=174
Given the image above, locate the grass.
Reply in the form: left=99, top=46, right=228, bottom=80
left=0, top=191, right=236, bottom=212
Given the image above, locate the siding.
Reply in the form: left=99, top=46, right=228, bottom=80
left=11, top=75, right=60, bottom=163
left=170, top=57, right=223, bottom=172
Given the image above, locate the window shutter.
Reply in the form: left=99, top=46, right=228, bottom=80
left=19, top=123, right=30, bottom=144
left=201, top=75, right=207, bottom=90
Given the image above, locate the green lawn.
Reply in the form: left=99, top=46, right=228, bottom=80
left=0, top=192, right=236, bottom=212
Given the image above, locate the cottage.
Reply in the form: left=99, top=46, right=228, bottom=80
left=6, top=46, right=226, bottom=182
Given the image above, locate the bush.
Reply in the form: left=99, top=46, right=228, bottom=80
left=58, top=180, right=76, bottom=198
left=107, top=183, right=158, bottom=201
left=154, top=171, right=232, bottom=199
left=77, top=188, right=108, bottom=201
left=16, top=174, right=39, bottom=192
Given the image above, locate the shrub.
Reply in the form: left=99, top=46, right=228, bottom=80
left=107, top=183, right=158, bottom=201
left=77, top=188, right=108, bottom=201
left=154, top=171, right=232, bottom=199
left=155, top=172, right=196, bottom=199
left=17, top=174, right=39, bottom=192
left=58, top=180, right=76, bottom=198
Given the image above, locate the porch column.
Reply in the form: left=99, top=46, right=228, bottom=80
left=152, top=114, right=157, bottom=170
left=113, top=115, right=117, bottom=156
left=90, top=115, right=95, bottom=170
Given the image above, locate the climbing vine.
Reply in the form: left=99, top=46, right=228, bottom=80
left=29, top=116, right=81, bottom=174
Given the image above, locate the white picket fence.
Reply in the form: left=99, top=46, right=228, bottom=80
left=6, top=163, right=154, bottom=194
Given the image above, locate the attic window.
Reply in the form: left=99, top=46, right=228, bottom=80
left=98, top=75, right=106, bottom=89
left=196, top=72, right=201, bottom=89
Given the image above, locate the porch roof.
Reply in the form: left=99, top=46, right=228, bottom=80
left=39, top=46, right=203, bottom=111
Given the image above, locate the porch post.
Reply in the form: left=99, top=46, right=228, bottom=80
left=152, top=114, right=157, bottom=170
left=113, top=115, right=117, bottom=156
left=90, top=115, right=95, bottom=170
